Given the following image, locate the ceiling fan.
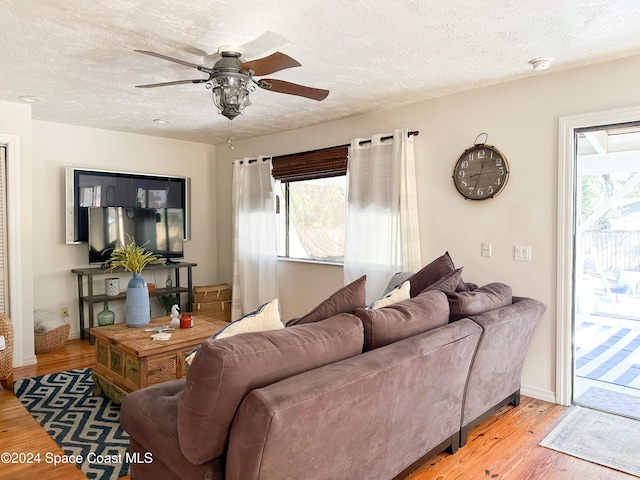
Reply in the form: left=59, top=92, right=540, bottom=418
left=134, top=46, right=330, bottom=121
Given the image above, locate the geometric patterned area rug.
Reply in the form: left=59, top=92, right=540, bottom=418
left=540, top=406, right=640, bottom=477
left=575, top=386, right=640, bottom=421
left=575, top=322, right=640, bottom=390
left=13, top=368, right=129, bottom=480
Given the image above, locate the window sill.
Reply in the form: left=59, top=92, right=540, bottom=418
left=277, top=257, right=343, bottom=267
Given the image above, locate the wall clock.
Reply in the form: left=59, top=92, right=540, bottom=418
left=452, top=134, right=509, bottom=200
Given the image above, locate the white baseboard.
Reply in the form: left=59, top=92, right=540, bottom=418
left=19, top=354, right=37, bottom=367
left=521, top=384, right=556, bottom=404
left=68, top=330, right=81, bottom=340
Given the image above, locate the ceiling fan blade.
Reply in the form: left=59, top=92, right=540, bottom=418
left=134, top=50, right=206, bottom=70
left=135, top=79, right=208, bottom=88
left=240, top=52, right=301, bottom=76
left=258, top=79, right=329, bottom=101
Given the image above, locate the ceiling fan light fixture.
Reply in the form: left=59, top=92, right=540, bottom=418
left=134, top=47, right=328, bottom=123
left=209, top=74, right=252, bottom=120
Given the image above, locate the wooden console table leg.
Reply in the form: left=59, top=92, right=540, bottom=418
left=187, top=266, right=193, bottom=312
left=87, top=278, right=95, bottom=345
left=77, top=274, right=86, bottom=340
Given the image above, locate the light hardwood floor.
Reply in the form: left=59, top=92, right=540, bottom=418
left=1, top=340, right=635, bottom=480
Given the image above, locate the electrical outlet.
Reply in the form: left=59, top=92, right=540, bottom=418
left=61, top=307, right=69, bottom=318
left=0, top=335, right=5, bottom=351
left=482, top=243, right=492, bottom=257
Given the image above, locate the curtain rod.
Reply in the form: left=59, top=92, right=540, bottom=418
left=235, top=130, right=419, bottom=164
left=342, top=130, right=420, bottom=147
left=238, top=156, right=272, bottom=165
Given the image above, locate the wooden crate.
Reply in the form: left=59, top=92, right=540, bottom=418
left=194, top=300, right=232, bottom=322
left=193, top=283, right=230, bottom=303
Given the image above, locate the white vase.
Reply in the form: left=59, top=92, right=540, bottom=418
left=126, top=273, right=150, bottom=328
left=105, top=277, right=120, bottom=296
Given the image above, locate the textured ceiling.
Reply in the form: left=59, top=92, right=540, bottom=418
left=2, top=0, right=640, bottom=145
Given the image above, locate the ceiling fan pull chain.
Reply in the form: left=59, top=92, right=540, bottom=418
left=227, top=120, right=235, bottom=149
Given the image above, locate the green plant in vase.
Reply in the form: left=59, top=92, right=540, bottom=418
left=109, top=235, right=158, bottom=328
left=159, top=294, right=180, bottom=315
left=109, top=235, right=158, bottom=274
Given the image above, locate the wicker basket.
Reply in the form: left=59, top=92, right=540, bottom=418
left=193, top=284, right=230, bottom=303
left=0, top=313, right=13, bottom=381
left=34, top=323, right=70, bottom=354
left=194, top=300, right=232, bottom=322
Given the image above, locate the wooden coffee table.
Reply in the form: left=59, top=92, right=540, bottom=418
left=90, top=315, right=228, bottom=403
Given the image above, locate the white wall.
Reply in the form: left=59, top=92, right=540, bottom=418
left=31, top=121, right=218, bottom=344
left=0, top=100, right=35, bottom=367
left=215, top=54, right=640, bottom=403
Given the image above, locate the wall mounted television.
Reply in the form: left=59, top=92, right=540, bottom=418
left=65, top=167, right=191, bottom=244
left=88, top=207, right=184, bottom=265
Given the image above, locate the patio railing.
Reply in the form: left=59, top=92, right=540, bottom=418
left=581, top=230, right=640, bottom=274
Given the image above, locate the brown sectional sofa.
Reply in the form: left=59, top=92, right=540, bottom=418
left=120, top=287, right=546, bottom=479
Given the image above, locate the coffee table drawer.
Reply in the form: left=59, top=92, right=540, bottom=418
left=147, top=354, right=178, bottom=385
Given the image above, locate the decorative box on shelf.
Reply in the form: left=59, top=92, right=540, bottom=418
left=193, top=283, right=231, bottom=322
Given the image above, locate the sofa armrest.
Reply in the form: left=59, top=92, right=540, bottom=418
left=461, top=297, right=546, bottom=430
left=120, top=379, right=224, bottom=480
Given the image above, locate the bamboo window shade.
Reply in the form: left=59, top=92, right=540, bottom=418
left=271, top=145, right=349, bottom=183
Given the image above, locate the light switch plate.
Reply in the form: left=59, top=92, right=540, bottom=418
left=515, top=245, right=532, bottom=261
left=0, top=335, right=5, bottom=351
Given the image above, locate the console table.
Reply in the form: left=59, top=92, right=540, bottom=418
left=71, top=262, right=197, bottom=342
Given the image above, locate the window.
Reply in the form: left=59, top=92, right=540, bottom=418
left=277, top=176, right=346, bottom=262
left=272, top=145, right=348, bottom=263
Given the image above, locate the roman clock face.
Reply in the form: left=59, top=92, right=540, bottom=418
left=452, top=145, right=509, bottom=200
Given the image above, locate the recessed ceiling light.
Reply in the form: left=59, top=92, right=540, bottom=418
left=529, top=57, right=553, bottom=71
left=152, top=118, right=171, bottom=125
left=18, top=95, right=44, bottom=103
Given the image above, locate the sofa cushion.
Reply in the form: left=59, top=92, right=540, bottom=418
left=409, top=252, right=467, bottom=296
left=286, top=275, right=366, bottom=326
left=369, top=280, right=410, bottom=309
left=177, top=313, right=364, bottom=465
left=354, top=290, right=450, bottom=351
left=447, top=282, right=513, bottom=321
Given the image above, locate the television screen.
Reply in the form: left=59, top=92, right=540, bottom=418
left=65, top=167, right=190, bottom=244
left=88, top=207, right=184, bottom=265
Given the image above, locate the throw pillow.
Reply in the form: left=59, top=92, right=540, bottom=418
left=214, top=298, right=282, bottom=339
left=447, top=283, right=513, bottom=321
left=409, top=252, right=467, bottom=296
left=178, top=313, right=364, bottom=465
left=369, top=280, right=410, bottom=309
left=422, top=268, right=463, bottom=295
left=33, top=309, right=66, bottom=334
left=185, top=298, right=283, bottom=366
left=382, top=271, right=413, bottom=296
left=286, top=275, right=366, bottom=326
left=354, top=289, right=450, bottom=351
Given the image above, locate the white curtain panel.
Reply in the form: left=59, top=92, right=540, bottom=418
left=399, top=131, right=422, bottom=272
left=231, top=156, right=278, bottom=320
left=344, top=128, right=421, bottom=302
